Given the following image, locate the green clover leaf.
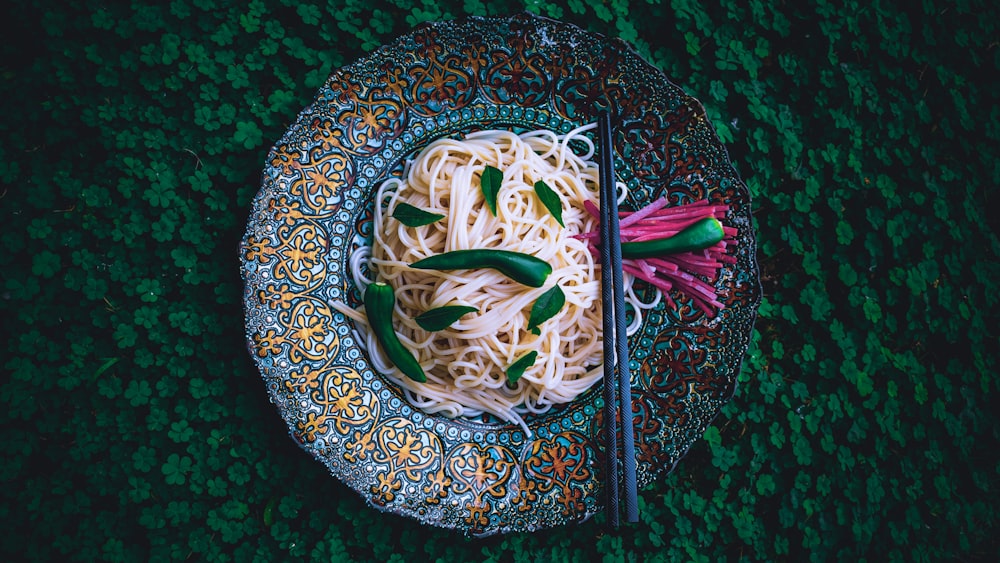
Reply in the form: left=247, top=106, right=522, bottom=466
left=161, top=453, right=193, bottom=486
left=168, top=420, right=194, bottom=443
left=234, top=120, right=263, bottom=149
left=124, top=380, right=153, bottom=406
left=132, top=446, right=157, bottom=473
left=32, top=250, right=62, bottom=278
left=127, top=476, right=152, bottom=502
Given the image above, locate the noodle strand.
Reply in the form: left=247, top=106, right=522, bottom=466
left=346, top=125, right=643, bottom=431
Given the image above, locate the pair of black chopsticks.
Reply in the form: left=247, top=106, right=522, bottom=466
left=598, top=110, right=638, bottom=527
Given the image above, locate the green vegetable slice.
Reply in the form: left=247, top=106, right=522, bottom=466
left=481, top=165, right=502, bottom=216
left=391, top=202, right=445, bottom=227
left=415, top=305, right=478, bottom=331
left=506, top=351, right=538, bottom=385
left=620, top=217, right=725, bottom=259
left=364, top=282, right=426, bottom=382
left=410, top=249, right=552, bottom=288
left=533, top=180, right=564, bottom=226
left=527, top=285, right=565, bottom=334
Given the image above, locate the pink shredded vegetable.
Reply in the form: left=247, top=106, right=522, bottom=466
left=583, top=198, right=737, bottom=315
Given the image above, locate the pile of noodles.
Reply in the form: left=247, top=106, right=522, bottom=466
left=336, top=125, right=656, bottom=432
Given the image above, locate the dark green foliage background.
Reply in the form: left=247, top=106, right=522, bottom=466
left=2, top=0, right=998, bottom=560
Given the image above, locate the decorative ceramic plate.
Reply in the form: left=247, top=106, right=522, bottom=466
left=241, top=13, right=760, bottom=535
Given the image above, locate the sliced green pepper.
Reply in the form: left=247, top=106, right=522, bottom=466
left=410, top=249, right=552, bottom=288
left=364, top=282, right=426, bottom=383
left=620, top=217, right=725, bottom=259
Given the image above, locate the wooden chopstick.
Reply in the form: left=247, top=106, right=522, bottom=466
left=598, top=110, right=639, bottom=526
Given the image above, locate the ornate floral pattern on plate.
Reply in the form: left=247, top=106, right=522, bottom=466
left=240, top=13, right=760, bottom=535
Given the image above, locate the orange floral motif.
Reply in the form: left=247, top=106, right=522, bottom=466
left=283, top=237, right=321, bottom=273
left=424, top=65, right=459, bottom=103
left=445, top=443, right=517, bottom=532
left=269, top=194, right=306, bottom=226
left=359, top=105, right=392, bottom=135
left=258, top=282, right=297, bottom=311
left=290, top=150, right=352, bottom=214
left=386, top=430, right=423, bottom=466
left=276, top=222, right=322, bottom=265
left=296, top=411, right=325, bottom=443
left=343, top=428, right=376, bottom=463
left=268, top=222, right=327, bottom=292
left=307, top=115, right=346, bottom=153
left=340, top=94, right=406, bottom=153
left=447, top=443, right=516, bottom=500
left=371, top=472, right=403, bottom=505
left=465, top=502, right=490, bottom=532
left=330, top=380, right=364, bottom=416
left=301, top=163, right=337, bottom=193
left=285, top=364, right=322, bottom=395
left=269, top=146, right=299, bottom=176
left=282, top=300, right=337, bottom=363
left=520, top=432, right=593, bottom=517
left=292, top=366, right=377, bottom=448
left=513, top=478, right=540, bottom=514
left=368, top=419, right=442, bottom=508
left=421, top=467, right=452, bottom=505
left=292, top=316, right=325, bottom=347
left=376, top=58, right=411, bottom=96
left=243, top=235, right=277, bottom=264
left=407, top=53, right=477, bottom=115
left=411, top=26, right=445, bottom=59
left=325, top=69, right=364, bottom=104
left=555, top=486, right=585, bottom=515
left=538, top=442, right=574, bottom=482
left=253, top=328, right=285, bottom=358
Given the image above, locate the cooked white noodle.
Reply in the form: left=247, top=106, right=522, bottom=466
left=334, top=125, right=649, bottom=432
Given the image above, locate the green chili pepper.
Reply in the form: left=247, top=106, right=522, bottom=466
left=620, top=217, right=726, bottom=259
left=410, top=249, right=552, bottom=288
left=364, top=282, right=426, bottom=383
